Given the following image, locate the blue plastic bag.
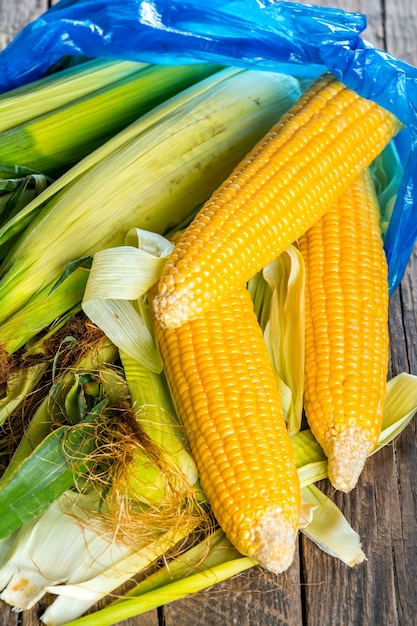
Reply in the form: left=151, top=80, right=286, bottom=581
left=1, top=0, right=417, bottom=294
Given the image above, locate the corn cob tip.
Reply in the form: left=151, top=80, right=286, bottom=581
left=251, top=509, right=297, bottom=574
left=153, top=286, right=194, bottom=329
left=326, top=427, right=373, bottom=493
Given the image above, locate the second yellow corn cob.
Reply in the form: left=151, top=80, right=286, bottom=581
left=153, top=72, right=402, bottom=330
left=298, top=169, right=389, bottom=492
left=152, top=285, right=301, bottom=573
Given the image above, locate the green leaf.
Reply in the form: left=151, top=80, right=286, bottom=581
left=5, top=337, right=119, bottom=478
left=0, top=402, right=107, bottom=538
left=118, top=529, right=241, bottom=600
left=0, top=164, right=51, bottom=238
left=120, top=350, right=199, bottom=488
left=50, top=256, right=93, bottom=294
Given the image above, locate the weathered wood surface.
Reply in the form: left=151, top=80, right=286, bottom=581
left=1, top=1, right=417, bottom=625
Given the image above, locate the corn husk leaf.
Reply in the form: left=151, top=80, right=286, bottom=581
left=301, top=484, right=366, bottom=566
left=61, top=560, right=254, bottom=626
left=0, top=361, right=47, bottom=426
left=4, top=337, right=119, bottom=478
left=0, top=489, right=193, bottom=615
left=60, top=529, right=254, bottom=626
left=40, top=522, right=197, bottom=626
left=0, top=59, right=148, bottom=133
left=248, top=270, right=293, bottom=419
left=117, top=528, right=243, bottom=601
left=370, top=141, right=403, bottom=238
left=0, top=63, right=221, bottom=176
left=261, top=245, right=305, bottom=435
left=0, top=346, right=126, bottom=532
left=291, top=429, right=328, bottom=488
left=82, top=229, right=173, bottom=371
left=120, top=350, right=199, bottom=489
left=372, top=371, right=417, bottom=453
left=0, top=164, right=51, bottom=243
left=0, top=272, right=86, bottom=355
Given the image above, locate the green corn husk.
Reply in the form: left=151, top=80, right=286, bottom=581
left=0, top=164, right=51, bottom=232
left=0, top=332, right=123, bottom=536
left=0, top=402, right=108, bottom=538
left=3, top=335, right=119, bottom=478
left=54, top=530, right=255, bottom=626
left=0, top=273, right=86, bottom=354
left=0, top=63, right=222, bottom=176
left=0, top=489, right=199, bottom=616
left=301, top=484, right=365, bottom=567
left=0, top=334, right=207, bottom=618
left=0, top=58, right=149, bottom=133
left=0, top=361, right=47, bottom=427
left=120, top=349, right=199, bottom=490
left=0, top=68, right=302, bottom=355
left=82, top=228, right=174, bottom=371
left=255, top=246, right=306, bottom=436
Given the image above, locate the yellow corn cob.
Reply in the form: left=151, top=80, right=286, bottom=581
left=153, top=72, right=402, bottom=330
left=298, top=169, right=389, bottom=492
left=152, top=285, right=301, bottom=573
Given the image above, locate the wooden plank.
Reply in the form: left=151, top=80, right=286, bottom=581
left=19, top=604, right=158, bottom=626
left=0, top=0, right=49, bottom=49
left=0, top=602, right=18, bottom=626
left=385, top=0, right=417, bottom=65
left=381, top=3, right=417, bottom=624
left=301, top=448, right=403, bottom=624
left=0, top=583, right=160, bottom=626
left=385, top=257, right=417, bottom=626
left=165, top=552, right=303, bottom=626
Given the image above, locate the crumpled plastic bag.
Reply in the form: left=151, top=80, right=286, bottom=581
left=1, top=0, right=417, bottom=294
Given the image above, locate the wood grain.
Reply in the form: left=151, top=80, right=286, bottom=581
left=1, top=1, right=417, bottom=625
left=165, top=553, right=303, bottom=626
left=0, top=0, right=49, bottom=49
